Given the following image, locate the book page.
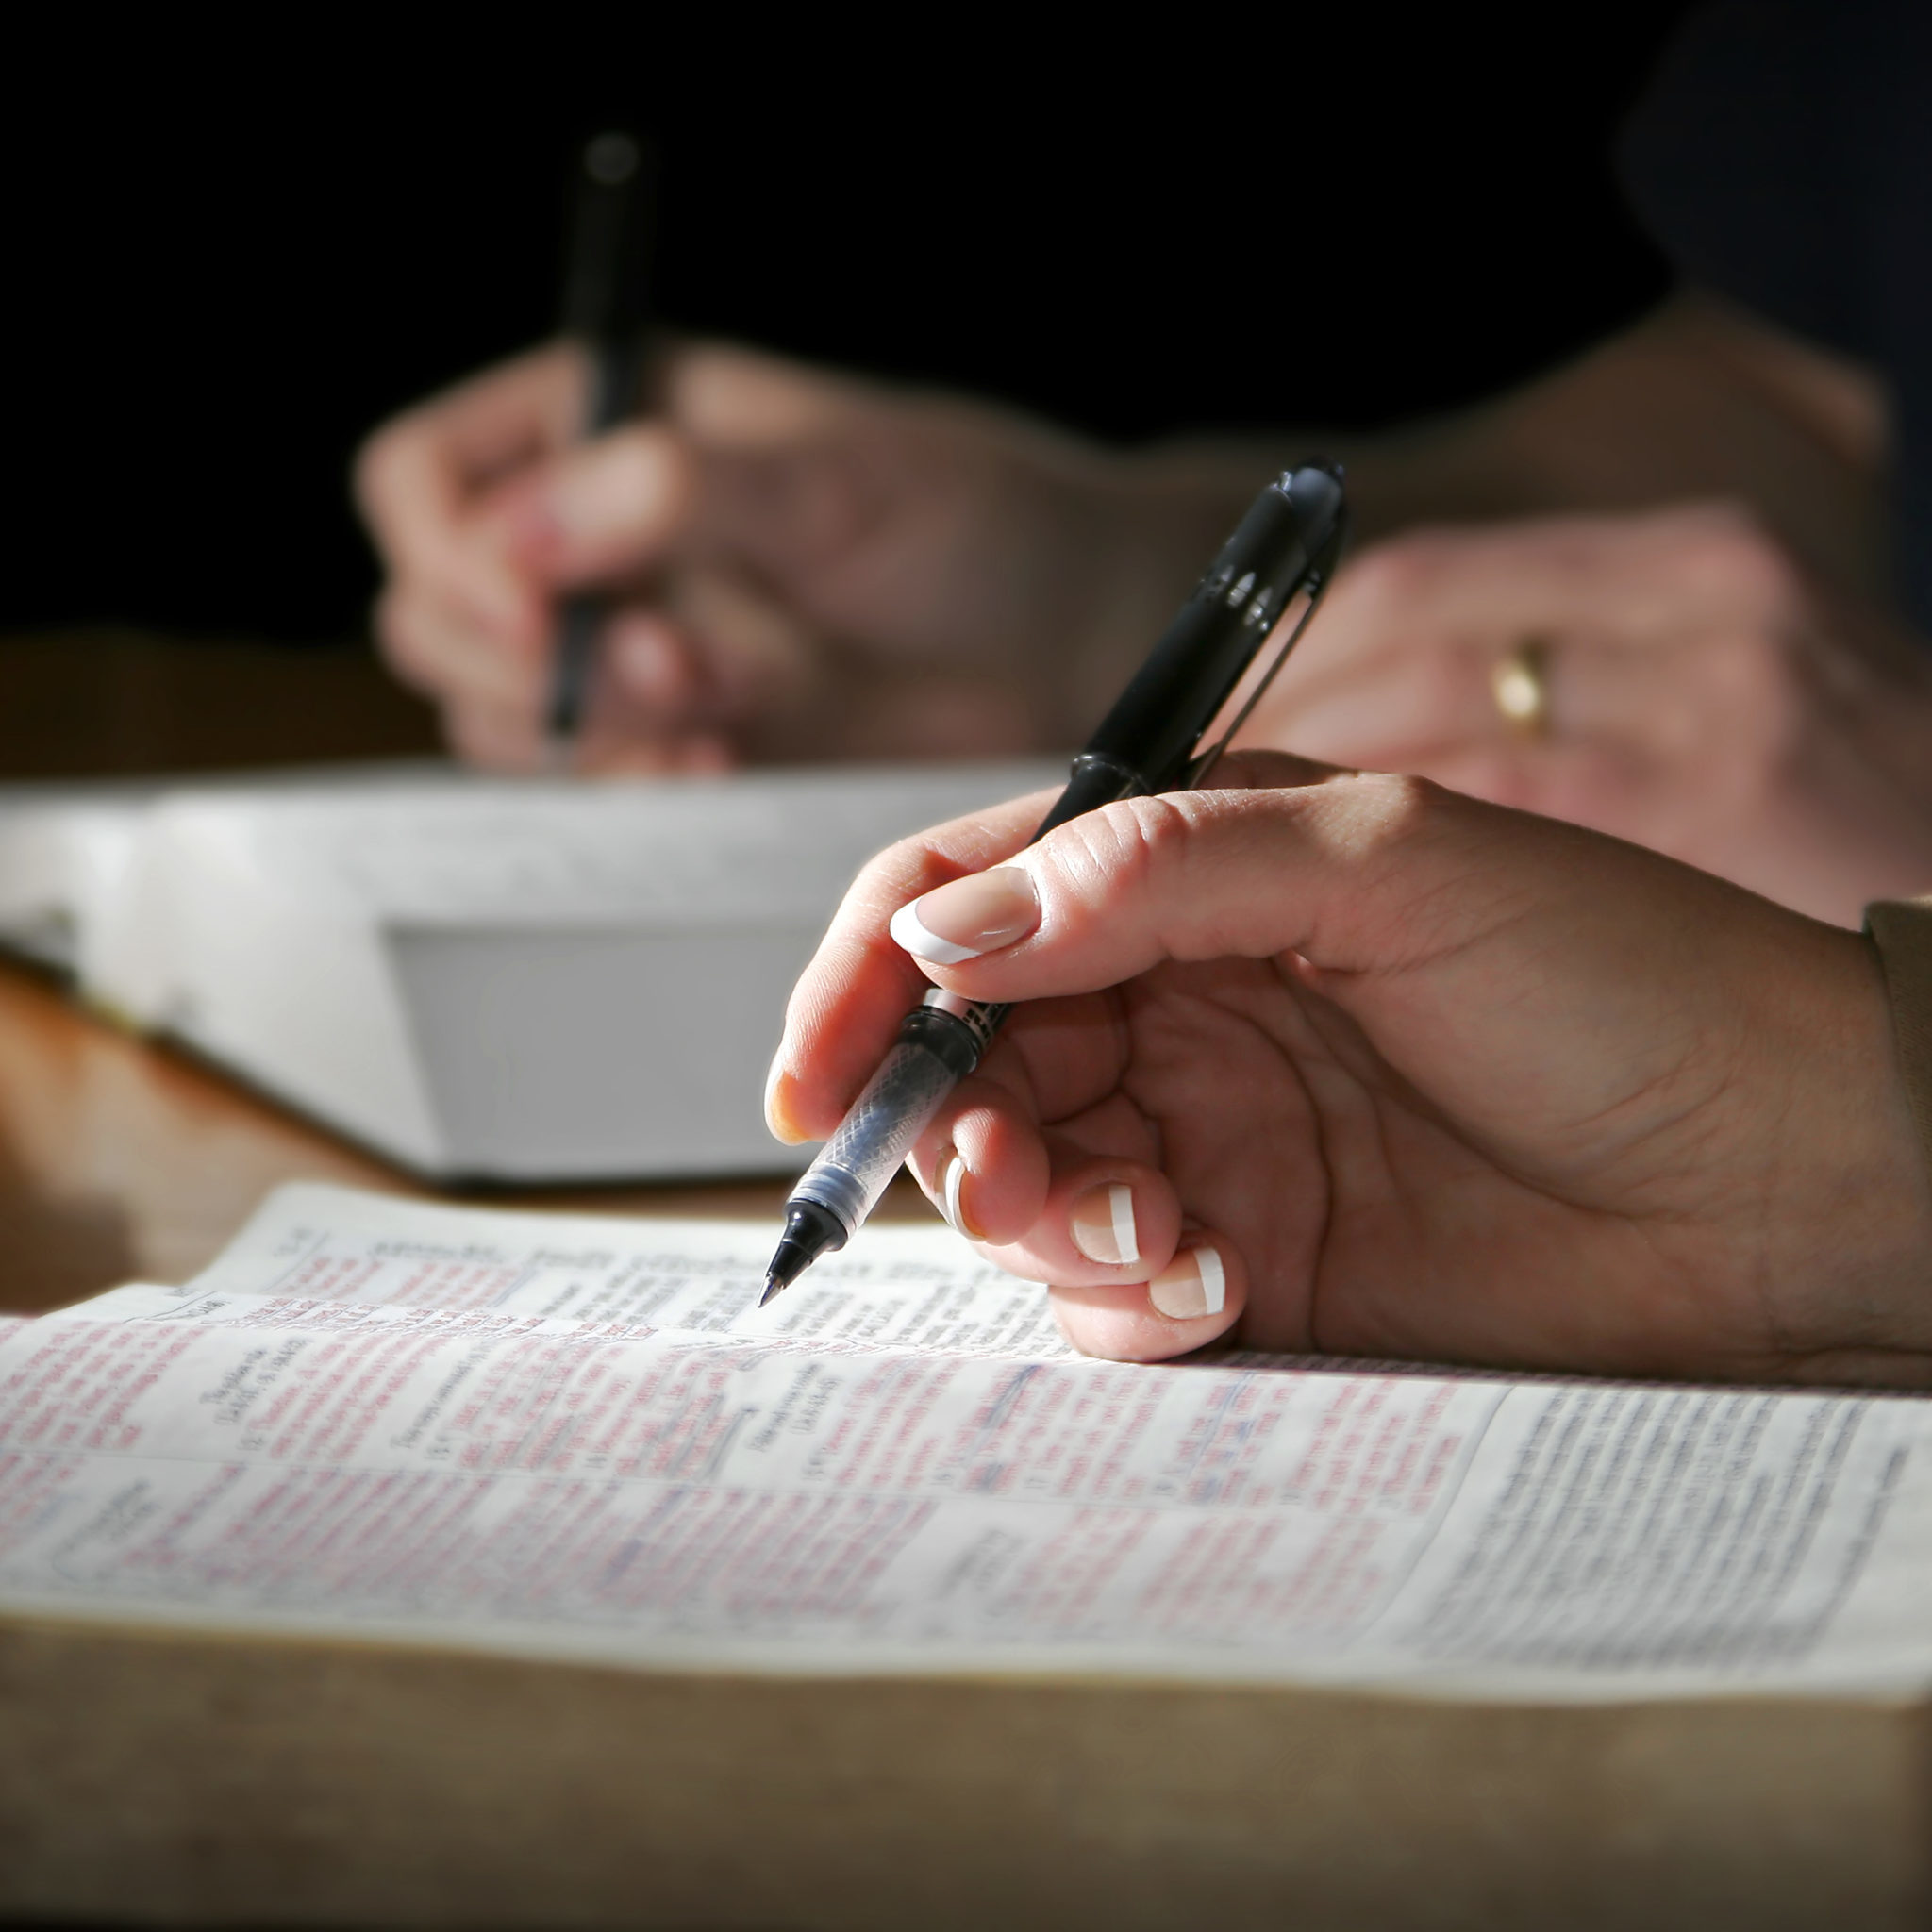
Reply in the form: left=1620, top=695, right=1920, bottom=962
left=182, top=1184, right=1073, bottom=1358
left=0, top=799, right=144, bottom=970
left=0, top=761, right=456, bottom=971
left=4, top=1247, right=1931, bottom=1702
left=134, top=762, right=1060, bottom=930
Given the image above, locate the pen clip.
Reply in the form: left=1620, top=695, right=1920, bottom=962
left=1181, top=533, right=1345, bottom=790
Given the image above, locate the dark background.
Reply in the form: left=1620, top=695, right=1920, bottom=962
left=3, top=10, right=1688, bottom=645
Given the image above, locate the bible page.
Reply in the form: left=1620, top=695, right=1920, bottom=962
left=4, top=1253, right=1932, bottom=1703
left=179, top=1183, right=1072, bottom=1359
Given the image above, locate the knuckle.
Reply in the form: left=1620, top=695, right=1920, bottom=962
left=1069, top=793, right=1191, bottom=894
left=1338, top=770, right=1446, bottom=849
left=871, top=826, right=946, bottom=893
left=1298, top=773, right=1465, bottom=908
left=1041, top=793, right=1200, bottom=952
left=352, top=412, right=429, bottom=511
left=350, top=426, right=401, bottom=517
left=1689, top=510, right=1799, bottom=613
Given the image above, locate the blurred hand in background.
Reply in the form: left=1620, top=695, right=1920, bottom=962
left=1244, top=504, right=1932, bottom=928
left=356, top=341, right=1254, bottom=774
left=356, top=296, right=1931, bottom=925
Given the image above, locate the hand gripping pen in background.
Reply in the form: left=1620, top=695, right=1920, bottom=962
left=761, top=463, right=1350, bottom=1304
left=546, top=130, right=658, bottom=745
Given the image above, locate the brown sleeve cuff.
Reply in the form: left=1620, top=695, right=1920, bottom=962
left=1865, top=899, right=1932, bottom=1185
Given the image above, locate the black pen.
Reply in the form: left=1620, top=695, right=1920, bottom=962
left=547, top=130, right=658, bottom=743
left=761, top=463, right=1349, bottom=1303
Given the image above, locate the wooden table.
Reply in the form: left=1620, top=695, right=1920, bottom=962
left=0, top=957, right=941, bottom=1318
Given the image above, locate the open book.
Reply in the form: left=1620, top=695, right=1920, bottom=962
left=0, top=760, right=1056, bottom=1180
left=4, top=1181, right=1929, bottom=1706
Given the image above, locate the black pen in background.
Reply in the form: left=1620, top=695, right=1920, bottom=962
left=549, top=131, right=658, bottom=745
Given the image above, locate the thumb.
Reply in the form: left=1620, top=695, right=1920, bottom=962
left=888, top=771, right=1521, bottom=1002
left=494, top=423, right=881, bottom=597
left=486, top=423, right=691, bottom=588
left=886, top=773, right=1859, bottom=1180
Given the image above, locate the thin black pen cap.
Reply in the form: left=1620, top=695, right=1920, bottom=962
left=1081, top=464, right=1346, bottom=792
left=559, top=129, right=658, bottom=357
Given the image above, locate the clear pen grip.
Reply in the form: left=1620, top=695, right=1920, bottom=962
left=790, top=1039, right=962, bottom=1240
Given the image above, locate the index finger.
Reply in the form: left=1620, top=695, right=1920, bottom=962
left=765, top=786, right=1057, bottom=1142
left=355, top=342, right=588, bottom=602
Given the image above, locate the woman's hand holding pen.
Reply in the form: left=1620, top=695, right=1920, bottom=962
left=1242, top=505, right=1932, bottom=927
left=356, top=340, right=1252, bottom=773
left=767, top=753, right=1932, bottom=1384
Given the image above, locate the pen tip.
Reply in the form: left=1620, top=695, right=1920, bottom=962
left=762, top=1200, right=843, bottom=1306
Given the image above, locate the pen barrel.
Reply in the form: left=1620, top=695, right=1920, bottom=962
left=549, top=598, right=604, bottom=739
left=789, top=1004, right=987, bottom=1242
left=585, top=333, right=650, bottom=435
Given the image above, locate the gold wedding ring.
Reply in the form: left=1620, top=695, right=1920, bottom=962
left=1491, top=638, right=1552, bottom=735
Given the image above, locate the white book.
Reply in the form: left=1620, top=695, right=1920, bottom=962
left=5, top=1180, right=1931, bottom=1707
left=0, top=760, right=1058, bottom=1180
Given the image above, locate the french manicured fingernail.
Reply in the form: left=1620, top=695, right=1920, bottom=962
left=935, top=1149, right=982, bottom=1240
left=1149, top=1245, right=1226, bottom=1321
left=1070, top=1182, right=1140, bottom=1267
left=763, top=1052, right=806, bottom=1143
left=890, top=868, right=1039, bottom=965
